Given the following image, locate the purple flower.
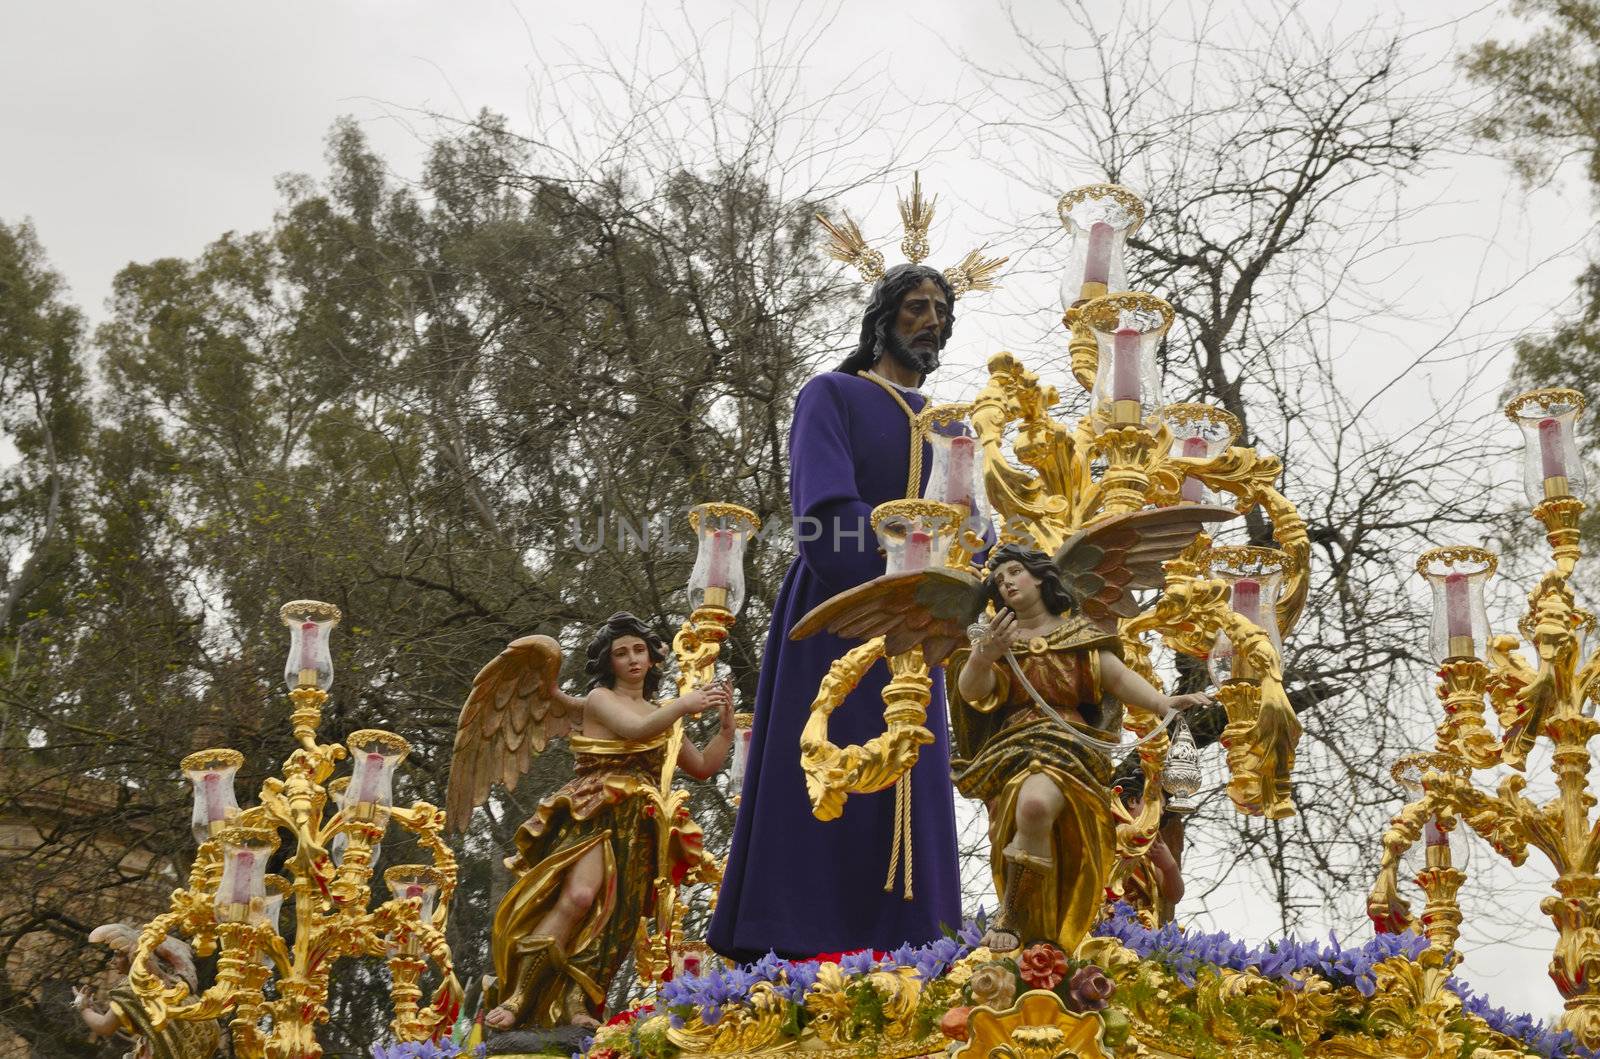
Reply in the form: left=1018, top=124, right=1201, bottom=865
left=747, top=951, right=785, bottom=983
left=839, top=951, right=877, bottom=975
left=775, top=961, right=820, bottom=1003
left=370, top=1042, right=462, bottom=1059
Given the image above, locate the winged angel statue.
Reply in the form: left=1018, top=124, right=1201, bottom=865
left=793, top=504, right=1293, bottom=951
left=445, top=612, right=732, bottom=1031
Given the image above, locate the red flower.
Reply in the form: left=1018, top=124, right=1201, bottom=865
left=1018, top=944, right=1069, bottom=990
left=604, top=1004, right=653, bottom=1026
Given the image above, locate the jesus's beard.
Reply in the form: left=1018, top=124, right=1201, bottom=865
left=879, top=328, right=940, bottom=378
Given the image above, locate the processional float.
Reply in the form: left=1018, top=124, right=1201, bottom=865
left=116, top=179, right=1600, bottom=1059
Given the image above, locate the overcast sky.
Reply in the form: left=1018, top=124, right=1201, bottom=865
left=4, top=0, right=1594, bottom=1022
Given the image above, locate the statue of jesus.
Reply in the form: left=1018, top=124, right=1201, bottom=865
left=708, top=263, right=966, bottom=961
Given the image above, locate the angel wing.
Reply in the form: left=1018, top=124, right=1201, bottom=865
left=789, top=567, right=987, bottom=665
left=1053, top=505, right=1240, bottom=622
left=445, top=635, right=585, bottom=832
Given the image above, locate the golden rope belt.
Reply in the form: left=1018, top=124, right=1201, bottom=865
left=856, top=369, right=923, bottom=899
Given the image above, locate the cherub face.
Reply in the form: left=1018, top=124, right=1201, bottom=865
left=609, top=635, right=654, bottom=684
left=992, top=559, right=1042, bottom=610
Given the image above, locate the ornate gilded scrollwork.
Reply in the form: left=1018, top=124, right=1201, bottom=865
left=954, top=990, right=1112, bottom=1059
left=798, top=638, right=934, bottom=822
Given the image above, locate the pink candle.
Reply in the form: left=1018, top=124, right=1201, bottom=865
left=202, top=772, right=227, bottom=823
left=705, top=529, right=734, bottom=589
left=356, top=751, right=385, bottom=804
left=1083, top=222, right=1114, bottom=285
left=405, top=884, right=424, bottom=901
left=299, top=621, right=319, bottom=671
left=1180, top=436, right=1207, bottom=502
left=1423, top=821, right=1447, bottom=847
left=1112, top=328, right=1141, bottom=403
left=1539, top=418, right=1567, bottom=479
left=946, top=435, right=975, bottom=507
left=1444, top=573, right=1472, bottom=640
left=1231, top=578, right=1261, bottom=624
left=230, top=851, right=255, bottom=905
left=903, top=530, right=933, bottom=571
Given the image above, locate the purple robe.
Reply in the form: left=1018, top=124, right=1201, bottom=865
left=709, top=370, right=962, bottom=961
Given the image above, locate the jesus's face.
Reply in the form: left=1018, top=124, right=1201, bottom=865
left=885, top=277, right=949, bottom=376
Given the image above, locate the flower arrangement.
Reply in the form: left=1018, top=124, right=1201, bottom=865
left=396, top=905, right=1591, bottom=1059
left=368, top=1036, right=485, bottom=1059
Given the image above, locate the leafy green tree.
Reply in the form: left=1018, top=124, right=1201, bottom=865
left=1464, top=0, right=1600, bottom=543
left=0, top=108, right=848, bottom=1052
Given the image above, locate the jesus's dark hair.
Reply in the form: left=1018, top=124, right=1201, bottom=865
left=983, top=543, right=1078, bottom=616
left=833, top=263, right=957, bottom=377
left=584, top=611, right=669, bottom=699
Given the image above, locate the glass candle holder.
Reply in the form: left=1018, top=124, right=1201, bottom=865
left=872, top=500, right=964, bottom=575
left=1057, top=184, right=1146, bottom=305
left=1518, top=605, right=1596, bottom=656
left=258, top=874, right=291, bottom=964
left=1206, top=546, right=1288, bottom=683
left=1081, top=293, right=1175, bottom=429
left=1416, top=546, right=1495, bottom=663
left=260, top=874, right=290, bottom=930
left=1164, top=403, right=1241, bottom=504
left=216, top=826, right=279, bottom=924
left=345, top=730, right=410, bottom=828
left=923, top=408, right=991, bottom=535
left=687, top=504, right=760, bottom=615
left=280, top=599, right=341, bottom=692
left=324, top=777, right=375, bottom=867
left=384, top=864, right=443, bottom=955
left=1419, top=818, right=1469, bottom=869
left=182, top=748, right=244, bottom=846
left=1507, top=388, right=1586, bottom=504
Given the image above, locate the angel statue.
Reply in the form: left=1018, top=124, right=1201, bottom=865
left=792, top=506, right=1233, bottom=953
left=74, top=923, right=221, bottom=1059
left=446, top=612, right=733, bottom=1032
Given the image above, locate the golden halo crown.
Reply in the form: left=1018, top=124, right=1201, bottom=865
left=814, top=172, right=1008, bottom=299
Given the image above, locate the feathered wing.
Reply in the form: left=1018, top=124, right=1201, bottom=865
left=445, top=635, right=585, bottom=832
left=1053, top=505, right=1239, bottom=622
left=790, top=567, right=987, bottom=664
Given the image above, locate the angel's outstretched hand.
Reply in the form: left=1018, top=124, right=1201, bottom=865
left=1164, top=692, right=1214, bottom=714
left=972, top=609, right=1023, bottom=664
left=681, top=682, right=729, bottom=717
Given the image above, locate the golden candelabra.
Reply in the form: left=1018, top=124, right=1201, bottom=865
left=798, top=182, right=1311, bottom=931
left=129, top=601, right=459, bottom=1059
left=1366, top=387, right=1600, bottom=1045
left=633, top=504, right=759, bottom=988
